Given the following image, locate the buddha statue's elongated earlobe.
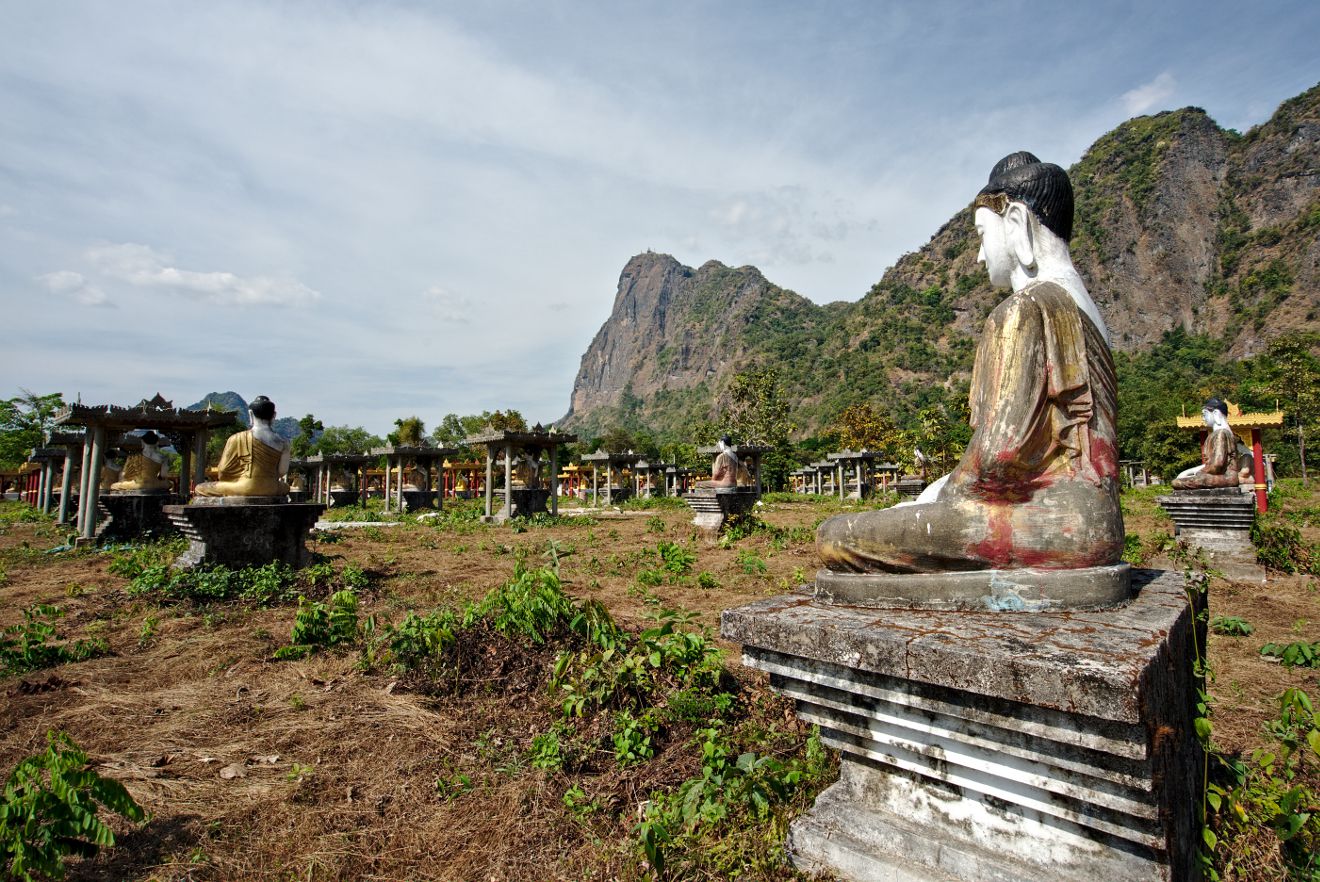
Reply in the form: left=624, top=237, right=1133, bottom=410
left=1004, top=202, right=1036, bottom=273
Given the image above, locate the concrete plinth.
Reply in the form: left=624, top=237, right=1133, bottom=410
left=684, top=488, right=758, bottom=535
left=895, top=479, right=927, bottom=498
left=98, top=491, right=181, bottom=543
left=328, top=489, right=359, bottom=508
left=401, top=489, right=436, bottom=511
left=721, top=569, right=1201, bottom=882
left=482, top=488, right=551, bottom=523
left=1158, top=487, right=1261, bottom=581
left=815, top=563, right=1132, bottom=612
left=164, top=499, right=326, bottom=569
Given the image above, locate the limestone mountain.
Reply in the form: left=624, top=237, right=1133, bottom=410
left=187, top=391, right=301, bottom=440
left=562, top=83, right=1319, bottom=439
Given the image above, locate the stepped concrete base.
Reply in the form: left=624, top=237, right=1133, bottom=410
left=164, top=499, right=325, bottom=569
left=895, top=479, right=927, bottom=498
left=815, top=563, right=1132, bottom=612
left=98, top=491, right=181, bottom=543
left=482, top=488, right=551, bottom=523
left=401, top=489, right=436, bottom=511
left=1158, top=487, right=1261, bottom=581
left=684, top=488, right=758, bottom=535
left=722, top=569, right=1201, bottom=882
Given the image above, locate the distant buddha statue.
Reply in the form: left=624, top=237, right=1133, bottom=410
left=100, top=460, right=123, bottom=492
left=696, top=436, right=741, bottom=490
left=818, top=153, right=1123, bottom=573
left=112, top=431, right=172, bottom=492
left=195, top=395, right=291, bottom=498
left=1171, top=398, right=1252, bottom=490
left=511, top=452, right=542, bottom=489
left=402, top=462, right=427, bottom=491
left=288, top=472, right=306, bottom=492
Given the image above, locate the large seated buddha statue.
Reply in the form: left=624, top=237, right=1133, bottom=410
left=818, top=153, right=1123, bottom=575
left=1171, top=398, right=1252, bottom=490
left=695, top=436, right=741, bottom=490
left=111, top=431, right=173, bottom=493
left=195, top=395, right=291, bottom=498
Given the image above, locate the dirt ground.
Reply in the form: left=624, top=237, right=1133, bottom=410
left=1, top=490, right=1317, bottom=881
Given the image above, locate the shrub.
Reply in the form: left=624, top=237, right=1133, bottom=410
left=1210, top=616, right=1254, bottom=637
left=0, top=732, right=145, bottom=882
left=274, top=590, right=360, bottom=660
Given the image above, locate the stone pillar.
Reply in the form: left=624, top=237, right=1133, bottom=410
left=179, top=433, right=193, bottom=500
left=484, top=446, right=494, bottom=518
left=82, top=426, right=106, bottom=541
left=57, top=448, right=74, bottom=524
left=193, top=432, right=208, bottom=490
left=39, top=460, right=53, bottom=514
left=503, top=444, right=512, bottom=517
left=76, top=428, right=93, bottom=534
left=550, top=445, right=560, bottom=517
left=383, top=456, right=392, bottom=513
left=1251, top=428, right=1267, bottom=513
left=592, top=466, right=599, bottom=507
left=394, top=456, right=404, bottom=513
left=606, top=463, right=613, bottom=505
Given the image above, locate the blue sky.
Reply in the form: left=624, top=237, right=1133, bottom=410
left=1, top=1, right=1316, bottom=433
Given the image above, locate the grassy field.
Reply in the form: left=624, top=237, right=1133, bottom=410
left=1, top=486, right=1317, bottom=881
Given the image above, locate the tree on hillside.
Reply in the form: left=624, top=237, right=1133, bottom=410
left=1258, top=332, right=1320, bottom=485
left=0, top=390, right=65, bottom=469
left=390, top=416, right=426, bottom=447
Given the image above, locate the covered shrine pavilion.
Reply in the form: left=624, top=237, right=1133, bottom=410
left=557, top=462, right=586, bottom=499
left=54, top=395, right=238, bottom=542
left=665, top=466, right=697, bottom=496
left=1176, top=401, right=1284, bottom=512
left=304, top=453, right=372, bottom=507
left=468, top=428, right=577, bottom=522
left=371, top=445, right=458, bottom=513
left=633, top=460, right=673, bottom=498
left=827, top=449, right=882, bottom=500
left=581, top=450, right=640, bottom=506
left=697, top=444, right=771, bottom=498
left=442, top=458, right=485, bottom=500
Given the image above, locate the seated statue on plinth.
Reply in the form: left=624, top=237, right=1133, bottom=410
left=99, top=460, right=123, bottom=492
left=195, top=395, right=291, bottom=497
left=512, top=452, right=542, bottom=489
left=402, top=463, right=427, bottom=491
left=818, top=153, right=1123, bottom=573
left=1171, top=398, right=1252, bottom=490
left=111, top=431, right=172, bottom=492
left=695, top=436, right=741, bottom=490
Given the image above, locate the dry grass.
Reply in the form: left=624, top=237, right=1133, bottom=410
left=1, top=489, right=1317, bottom=881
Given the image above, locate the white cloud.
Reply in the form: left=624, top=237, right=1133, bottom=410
left=1121, top=72, right=1178, bottom=116
left=422, top=285, right=473, bottom=324
left=85, top=243, right=319, bottom=306
left=38, top=270, right=113, bottom=307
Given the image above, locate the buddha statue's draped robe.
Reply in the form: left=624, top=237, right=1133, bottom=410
left=1171, top=427, right=1247, bottom=489
left=195, top=430, right=289, bottom=497
left=696, top=451, right=740, bottom=490
left=111, top=452, right=170, bottom=492
left=818, top=281, right=1123, bottom=572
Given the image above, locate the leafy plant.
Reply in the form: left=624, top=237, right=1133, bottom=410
left=612, top=710, right=656, bottom=766
left=657, top=541, right=696, bottom=575
left=1, top=605, right=108, bottom=676
left=274, top=590, right=360, bottom=660
left=1260, top=640, right=1320, bottom=669
left=1210, top=616, right=1254, bottom=637
left=696, top=571, right=720, bottom=590
left=0, top=731, right=145, bottom=882
left=735, top=548, right=768, bottom=575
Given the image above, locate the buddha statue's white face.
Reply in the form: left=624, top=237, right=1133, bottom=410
left=974, top=206, right=1017, bottom=289
left=1202, top=407, right=1228, bottom=430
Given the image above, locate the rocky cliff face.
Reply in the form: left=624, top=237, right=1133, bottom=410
left=563, top=84, right=1319, bottom=438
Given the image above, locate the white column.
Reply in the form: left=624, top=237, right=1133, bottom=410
left=57, top=449, right=74, bottom=524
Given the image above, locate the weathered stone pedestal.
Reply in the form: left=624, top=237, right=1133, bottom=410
left=400, top=489, right=436, bottom=511
left=895, top=478, right=927, bottom=498
left=328, top=489, right=359, bottom=508
left=684, top=488, right=758, bottom=535
left=99, top=491, right=181, bottom=543
left=722, top=568, right=1201, bottom=882
left=164, top=498, right=326, bottom=569
left=1158, top=487, right=1261, bottom=581
left=482, top=488, right=551, bottom=523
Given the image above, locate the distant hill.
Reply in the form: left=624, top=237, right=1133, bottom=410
left=187, top=391, right=300, bottom=440
left=561, top=83, right=1320, bottom=439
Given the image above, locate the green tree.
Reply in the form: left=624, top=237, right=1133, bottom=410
left=0, top=391, right=65, bottom=470
left=836, top=403, right=900, bottom=456
left=315, top=426, right=384, bottom=456
left=390, top=416, right=426, bottom=447
left=291, top=414, right=323, bottom=458
left=722, top=367, right=797, bottom=489
left=1258, top=332, right=1320, bottom=485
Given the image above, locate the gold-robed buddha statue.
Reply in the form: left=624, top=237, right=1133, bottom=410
left=817, top=153, right=1123, bottom=575
left=111, top=431, right=172, bottom=493
left=195, top=396, right=291, bottom=498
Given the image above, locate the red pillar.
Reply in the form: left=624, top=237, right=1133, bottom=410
left=1251, top=428, right=1267, bottom=513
